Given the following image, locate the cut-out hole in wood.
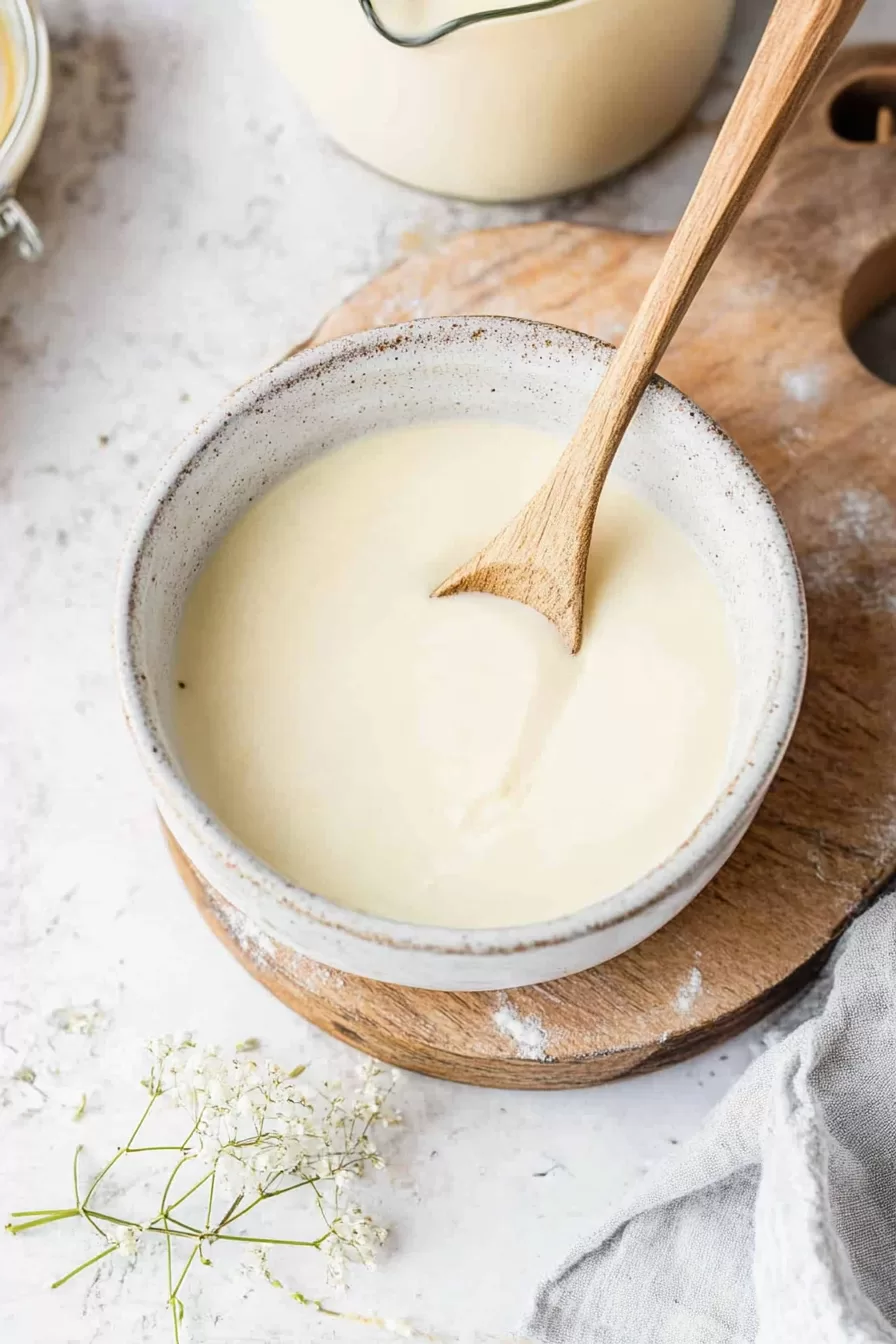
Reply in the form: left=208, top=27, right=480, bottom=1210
left=843, top=237, right=896, bottom=386
left=829, top=74, right=896, bottom=143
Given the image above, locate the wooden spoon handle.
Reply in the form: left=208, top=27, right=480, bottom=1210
left=434, top=0, right=865, bottom=654
left=564, top=0, right=866, bottom=498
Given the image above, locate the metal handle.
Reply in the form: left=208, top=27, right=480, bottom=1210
left=0, top=196, right=43, bottom=259
left=359, top=0, right=575, bottom=47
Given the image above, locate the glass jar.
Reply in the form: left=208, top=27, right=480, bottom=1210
left=0, top=0, right=49, bottom=258
left=256, top=0, right=733, bottom=202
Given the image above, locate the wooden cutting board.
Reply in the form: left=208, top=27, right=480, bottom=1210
left=168, top=45, right=896, bottom=1088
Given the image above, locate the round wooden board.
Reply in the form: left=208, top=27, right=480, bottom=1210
left=171, top=47, right=896, bottom=1088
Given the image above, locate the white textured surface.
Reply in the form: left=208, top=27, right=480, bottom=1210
left=2, top=2, right=893, bottom=1341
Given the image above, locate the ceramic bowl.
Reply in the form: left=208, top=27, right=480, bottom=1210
left=116, top=317, right=807, bottom=992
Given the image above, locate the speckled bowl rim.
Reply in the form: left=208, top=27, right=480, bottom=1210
left=117, top=316, right=808, bottom=961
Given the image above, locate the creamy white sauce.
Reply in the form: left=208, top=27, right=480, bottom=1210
left=173, top=422, right=735, bottom=929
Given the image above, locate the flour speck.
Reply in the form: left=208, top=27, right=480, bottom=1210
left=493, top=999, right=549, bottom=1061
left=780, top=364, right=828, bottom=405
left=220, top=902, right=277, bottom=967
left=803, top=487, right=896, bottom=615
left=831, top=488, right=895, bottom=548
left=674, top=966, right=703, bottom=1016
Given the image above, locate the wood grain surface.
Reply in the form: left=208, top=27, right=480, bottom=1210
left=171, top=45, right=896, bottom=1088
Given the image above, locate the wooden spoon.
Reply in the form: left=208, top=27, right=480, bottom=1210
left=434, top=0, right=865, bottom=652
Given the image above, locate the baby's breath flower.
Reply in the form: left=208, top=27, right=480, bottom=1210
left=112, top=1225, right=140, bottom=1258
left=215, top=1150, right=246, bottom=1195
left=245, top=1245, right=269, bottom=1278
left=9, top=1038, right=402, bottom=1342
left=324, top=1235, right=348, bottom=1287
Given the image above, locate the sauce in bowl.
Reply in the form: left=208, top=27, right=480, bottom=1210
left=172, top=421, right=735, bottom=929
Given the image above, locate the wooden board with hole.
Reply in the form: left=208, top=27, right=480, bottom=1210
left=167, top=46, right=896, bottom=1088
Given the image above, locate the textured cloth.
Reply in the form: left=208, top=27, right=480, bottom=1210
left=527, top=894, right=896, bottom=1344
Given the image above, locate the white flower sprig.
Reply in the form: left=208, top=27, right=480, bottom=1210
left=7, top=1037, right=400, bottom=1341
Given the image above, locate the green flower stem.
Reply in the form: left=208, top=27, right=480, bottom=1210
left=157, top=1155, right=192, bottom=1222
left=203, top=1166, right=217, bottom=1232
left=128, top=1145, right=188, bottom=1154
left=8, top=1214, right=79, bottom=1225
left=81, top=1091, right=158, bottom=1211
left=73, top=1145, right=83, bottom=1208
left=7, top=1209, right=80, bottom=1233
left=171, top=1244, right=198, bottom=1300
left=211, top=1232, right=327, bottom=1248
left=164, top=1169, right=212, bottom=1217
left=70, top=1145, right=108, bottom=1242
left=164, top=1216, right=178, bottom=1344
left=83, top=1211, right=200, bottom=1240
left=51, top=1243, right=116, bottom=1289
left=214, top=1192, right=243, bottom=1229
left=216, top=1176, right=317, bottom=1231
left=81, top=1209, right=106, bottom=1241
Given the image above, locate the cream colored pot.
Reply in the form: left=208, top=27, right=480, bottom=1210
left=256, top=0, right=733, bottom=202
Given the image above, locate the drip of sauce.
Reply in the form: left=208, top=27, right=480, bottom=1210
left=173, top=423, right=735, bottom=929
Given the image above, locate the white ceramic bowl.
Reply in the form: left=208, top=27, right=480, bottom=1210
left=117, top=317, right=807, bottom=992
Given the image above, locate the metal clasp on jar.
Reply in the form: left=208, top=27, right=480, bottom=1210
left=0, top=195, right=43, bottom=258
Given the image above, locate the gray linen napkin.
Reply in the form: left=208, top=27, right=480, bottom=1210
left=527, top=892, right=896, bottom=1344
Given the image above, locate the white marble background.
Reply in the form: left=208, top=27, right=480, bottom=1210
left=2, top=2, right=894, bottom=1340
